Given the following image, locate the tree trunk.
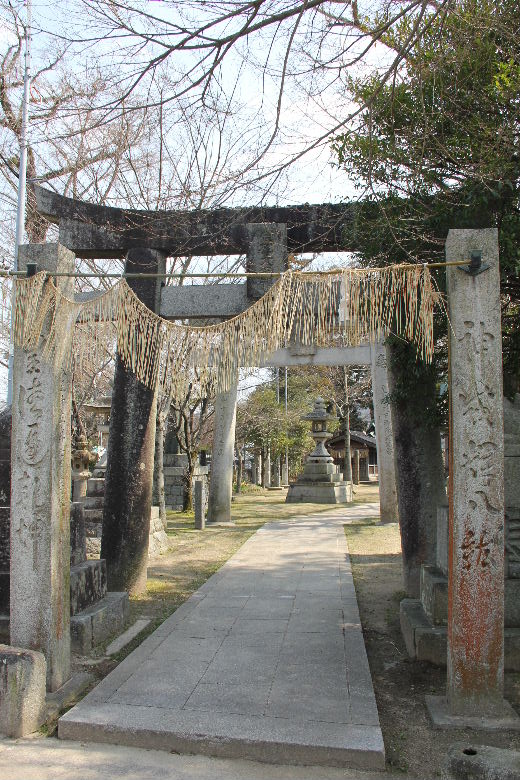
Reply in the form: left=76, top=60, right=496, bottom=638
left=154, top=408, right=167, bottom=529
left=386, top=339, right=446, bottom=597
left=183, top=453, right=195, bottom=512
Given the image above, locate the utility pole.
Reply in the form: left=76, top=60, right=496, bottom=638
left=7, top=0, right=32, bottom=404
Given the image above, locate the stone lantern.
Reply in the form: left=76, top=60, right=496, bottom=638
left=286, top=397, right=352, bottom=504
left=71, top=432, right=91, bottom=502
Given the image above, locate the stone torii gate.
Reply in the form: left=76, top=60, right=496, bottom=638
left=9, top=186, right=513, bottom=730
left=32, top=187, right=397, bottom=576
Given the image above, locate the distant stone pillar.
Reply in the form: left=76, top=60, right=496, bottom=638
left=207, top=382, right=238, bottom=525
left=352, top=450, right=360, bottom=485
left=282, top=460, right=289, bottom=486
left=263, top=447, right=271, bottom=488
left=194, top=481, right=205, bottom=530
left=371, top=342, right=398, bottom=522
left=102, top=247, right=166, bottom=595
left=273, top=456, right=281, bottom=487
left=11, top=243, right=74, bottom=692
left=428, top=229, right=508, bottom=723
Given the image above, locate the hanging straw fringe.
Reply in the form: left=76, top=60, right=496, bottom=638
left=12, top=265, right=443, bottom=402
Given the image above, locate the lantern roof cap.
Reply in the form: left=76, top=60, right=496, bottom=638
left=302, top=397, right=336, bottom=422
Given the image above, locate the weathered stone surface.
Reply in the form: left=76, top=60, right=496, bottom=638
left=71, top=592, right=129, bottom=654
left=148, top=506, right=170, bottom=557
left=387, top=338, right=446, bottom=597
left=504, top=395, right=520, bottom=579
left=101, top=247, right=166, bottom=595
left=194, top=481, right=205, bottom=530
left=267, top=344, right=372, bottom=367
left=446, top=228, right=505, bottom=718
left=0, top=507, right=9, bottom=613
left=0, top=405, right=11, bottom=506
left=401, top=596, right=520, bottom=671
left=370, top=343, right=398, bottom=523
left=421, top=565, right=448, bottom=626
left=11, top=243, right=74, bottom=692
left=0, top=644, right=46, bottom=737
left=70, top=560, right=107, bottom=615
left=245, top=223, right=287, bottom=300
left=70, top=502, right=87, bottom=568
left=443, top=743, right=520, bottom=780
left=436, top=503, right=449, bottom=575
left=207, top=384, right=238, bottom=525
left=35, top=185, right=357, bottom=259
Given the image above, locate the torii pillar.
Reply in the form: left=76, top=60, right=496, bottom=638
left=10, top=244, right=74, bottom=692
left=426, top=228, right=519, bottom=727
left=101, top=247, right=166, bottom=595
left=371, top=342, right=398, bottom=522
left=207, top=223, right=287, bottom=523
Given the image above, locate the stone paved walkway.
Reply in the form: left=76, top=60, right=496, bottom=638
left=59, top=503, right=384, bottom=770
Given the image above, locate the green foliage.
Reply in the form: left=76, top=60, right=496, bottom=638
left=236, top=367, right=348, bottom=470
left=332, top=0, right=520, bottom=391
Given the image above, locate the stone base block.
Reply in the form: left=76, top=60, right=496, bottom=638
left=426, top=695, right=520, bottom=731
left=0, top=644, right=46, bottom=737
left=420, top=565, right=448, bottom=626
left=443, top=742, right=520, bottom=780
left=45, top=671, right=93, bottom=722
left=71, top=592, right=129, bottom=654
left=400, top=599, right=520, bottom=670
left=70, top=559, right=107, bottom=614
left=420, top=566, right=520, bottom=628
left=286, top=482, right=351, bottom=504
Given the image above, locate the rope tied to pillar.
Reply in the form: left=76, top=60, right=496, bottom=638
left=12, top=263, right=444, bottom=402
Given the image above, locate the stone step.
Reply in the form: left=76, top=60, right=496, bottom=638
left=71, top=592, right=129, bottom=654
left=70, top=559, right=107, bottom=615
left=87, top=478, right=105, bottom=497
left=1, top=592, right=129, bottom=654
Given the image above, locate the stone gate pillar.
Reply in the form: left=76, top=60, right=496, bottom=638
left=371, top=342, right=398, bottom=522
left=101, top=247, right=166, bottom=595
left=207, top=382, right=238, bottom=525
left=427, top=228, right=517, bottom=726
left=11, top=243, right=74, bottom=692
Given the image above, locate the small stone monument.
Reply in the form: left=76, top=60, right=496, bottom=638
left=286, top=398, right=352, bottom=504
left=194, top=480, right=206, bottom=530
